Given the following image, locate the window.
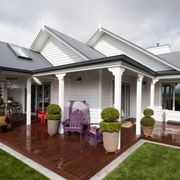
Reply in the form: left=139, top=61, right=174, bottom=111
left=162, top=83, right=180, bottom=111
left=8, top=43, right=32, bottom=60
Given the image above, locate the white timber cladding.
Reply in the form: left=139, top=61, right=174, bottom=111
left=40, top=36, right=86, bottom=66
left=93, top=34, right=173, bottom=71
left=64, top=70, right=100, bottom=123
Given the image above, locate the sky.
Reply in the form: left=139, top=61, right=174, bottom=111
left=0, top=0, right=180, bottom=51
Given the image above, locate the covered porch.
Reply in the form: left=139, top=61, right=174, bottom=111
left=0, top=120, right=138, bottom=179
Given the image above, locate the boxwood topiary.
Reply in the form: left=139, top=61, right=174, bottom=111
left=143, top=108, right=154, bottom=117
left=0, top=96, right=3, bottom=107
left=101, top=107, right=119, bottom=122
left=47, top=104, right=61, bottom=120
left=100, top=107, right=122, bottom=133
left=141, top=117, right=155, bottom=127
left=100, top=121, right=122, bottom=133
left=0, top=109, right=5, bottom=116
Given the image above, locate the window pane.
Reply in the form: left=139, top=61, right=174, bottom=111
left=175, top=83, right=180, bottom=111
left=162, top=84, right=173, bottom=110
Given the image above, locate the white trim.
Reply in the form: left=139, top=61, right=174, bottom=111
left=55, top=73, right=66, bottom=134
left=33, top=62, right=154, bottom=79
left=0, top=142, right=65, bottom=180
left=30, top=29, right=44, bottom=49
left=157, top=74, right=180, bottom=79
left=90, top=139, right=180, bottom=180
left=150, top=78, right=159, bottom=107
left=136, top=74, right=144, bottom=135
left=88, top=28, right=179, bottom=71
left=98, top=69, right=102, bottom=121
left=26, top=77, right=31, bottom=125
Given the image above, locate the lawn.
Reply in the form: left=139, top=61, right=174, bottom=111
left=104, top=143, right=180, bottom=180
left=0, top=148, right=48, bottom=180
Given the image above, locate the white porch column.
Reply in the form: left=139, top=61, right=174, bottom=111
left=136, top=74, right=144, bottom=135
left=150, top=79, right=159, bottom=107
left=108, top=67, right=125, bottom=150
left=26, top=77, right=31, bottom=125
left=56, top=73, right=66, bottom=134
left=108, top=67, right=125, bottom=112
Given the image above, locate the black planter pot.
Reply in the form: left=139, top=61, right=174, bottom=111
left=0, top=125, right=7, bottom=133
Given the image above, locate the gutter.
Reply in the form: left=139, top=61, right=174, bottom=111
left=32, top=54, right=157, bottom=76
left=0, top=66, right=32, bottom=74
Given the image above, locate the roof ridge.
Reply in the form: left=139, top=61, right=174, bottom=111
left=88, top=27, right=180, bottom=71
left=44, top=25, right=105, bottom=59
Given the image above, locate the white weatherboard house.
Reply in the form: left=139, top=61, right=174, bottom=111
left=0, top=26, right=180, bottom=138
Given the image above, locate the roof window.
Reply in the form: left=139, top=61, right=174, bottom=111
left=8, top=43, right=32, bottom=60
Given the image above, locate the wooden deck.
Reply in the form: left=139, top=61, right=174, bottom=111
left=0, top=120, right=139, bottom=180
left=143, top=121, right=180, bottom=147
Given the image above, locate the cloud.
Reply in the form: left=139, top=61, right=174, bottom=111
left=0, top=0, right=179, bottom=51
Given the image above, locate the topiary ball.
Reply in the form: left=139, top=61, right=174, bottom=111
left=101, top=107, right=120, bottom=122
left=143, top=108, right=154, bottom=117
left=0, top=109, right=5, bottom=116
left=47, top=104, right=61, bottom=121
left=100, top=121, right=122, bottom=133
left=141, top=117, right=155, bottom=127
left=47, top=104, right=61, bottom=115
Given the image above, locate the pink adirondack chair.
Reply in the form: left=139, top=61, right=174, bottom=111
left=62, top=109, right=85, bottom=138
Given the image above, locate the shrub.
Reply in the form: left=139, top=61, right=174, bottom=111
left=143, top=108, right=154, bottom=117
left=0, top=109, right=5, bottom=116
left=141, top=117, right=155, bottom=127
left=100, top=121, right=122, bottom=133
left=0, top=96, right=3, bottom=106
left=0, top=122, right=7, bottom=126
left=101, top=107, right=120, bottom=122
left=100, top=107, right=122, bottom=133
left=47, top=104, right=61, bottom=120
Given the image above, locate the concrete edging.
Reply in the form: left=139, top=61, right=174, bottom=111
left=0, top=143, right=65, bottom=180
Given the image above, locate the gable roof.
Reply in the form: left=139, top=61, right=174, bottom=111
left=0, top=41, right=52, bottom=72
left=158, top=51, right=180, bottom=69
left=44, top=26, right=105, bottom=60
left=87, top=27, right=180, bottom=71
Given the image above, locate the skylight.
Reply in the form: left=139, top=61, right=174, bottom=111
left=8, top=43, right=32, bottom=60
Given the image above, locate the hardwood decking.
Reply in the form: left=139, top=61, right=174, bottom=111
left=143, top=121, right=180, bottom=147
left=0, top=121, right=139, bottom=180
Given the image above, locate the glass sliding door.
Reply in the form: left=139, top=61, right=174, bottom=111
left=31, top=83, right=51, bottom=113
left=162, top=84, right=173, bottom=110
left=121, top=83, right=130, bottom=117
left=175, top=83, right=180, bottom=111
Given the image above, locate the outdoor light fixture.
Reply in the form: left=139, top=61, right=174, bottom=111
left=75, top=77, right=82, bottom=82
left=33, top=77, right=42, bottom=85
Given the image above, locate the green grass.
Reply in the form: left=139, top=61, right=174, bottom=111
left=104, top=143, right=180, bottom=180
left=0, top=148, right=48, bottom=180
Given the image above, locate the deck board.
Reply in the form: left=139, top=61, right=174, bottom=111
left=0, top=121, right=139, bottom=180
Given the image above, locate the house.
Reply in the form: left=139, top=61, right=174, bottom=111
left=0, top=25, right=180, bottom=140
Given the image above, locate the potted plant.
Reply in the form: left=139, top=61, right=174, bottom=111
left=0, top=96, right=3, bottom=107
left=0, top=122, right=7, bottom=133
left=100, top=107, right=122, bottom=152
left=47, top=104, right=61, bottom=136
left=141, top=108, right=155, bottom=137
left=0, top=109, right=6, bottom=124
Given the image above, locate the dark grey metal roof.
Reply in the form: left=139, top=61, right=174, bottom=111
left=45, top=26, right=105, bottom=60
left=159, top=51, right=180, bottom=69
left=0, top=41, right=52, bottom=71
